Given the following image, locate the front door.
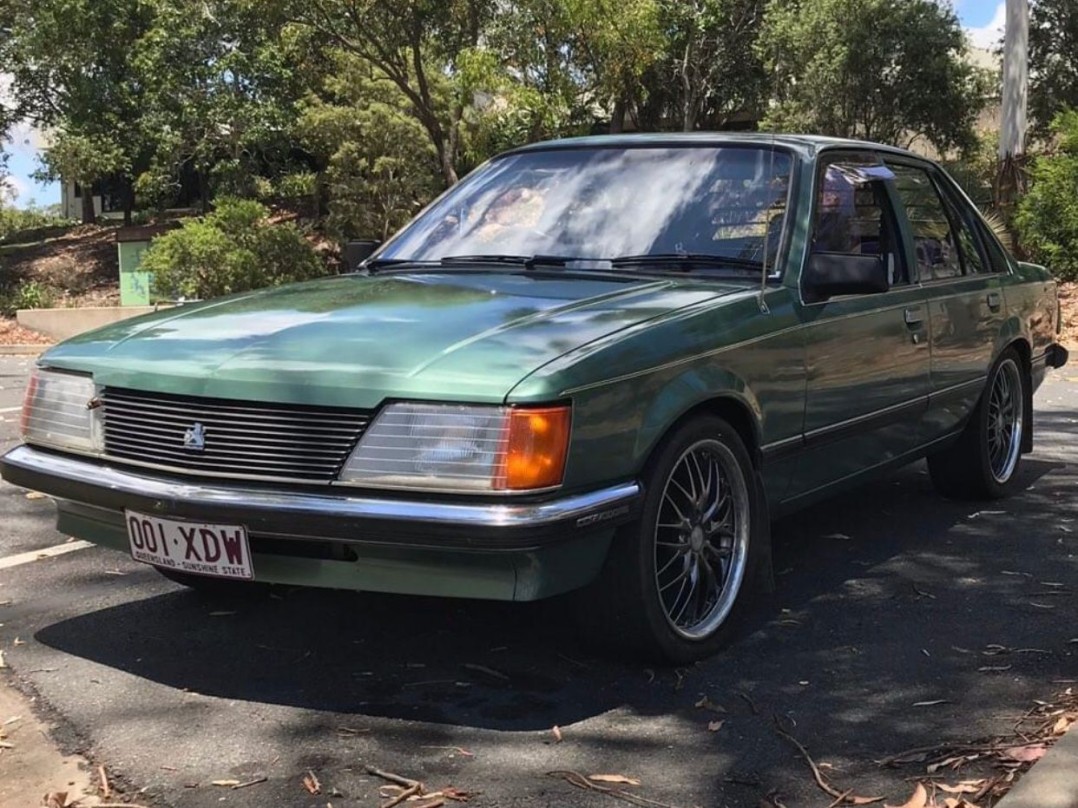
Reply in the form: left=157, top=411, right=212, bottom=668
left=788, top=154, right=931, bottom=502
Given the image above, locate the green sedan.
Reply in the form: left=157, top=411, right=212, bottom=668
left=2, top=134, right=1068, bottom=663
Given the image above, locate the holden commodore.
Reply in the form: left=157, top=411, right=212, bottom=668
left=2, top=134, right=1068, bottom=662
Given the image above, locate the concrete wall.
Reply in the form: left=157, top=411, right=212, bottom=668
left=16, top=306, right=168, bottom=342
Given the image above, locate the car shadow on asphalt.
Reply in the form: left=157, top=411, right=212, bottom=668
left=33, top=454, right=1073, bottom=745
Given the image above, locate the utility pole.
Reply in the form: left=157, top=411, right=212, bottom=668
left=997, top=0, right=1029, bottom=220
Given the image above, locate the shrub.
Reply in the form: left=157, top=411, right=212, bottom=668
left=0, top=207, right=75, bottom=243
left=1015, top=110, right=1078, bottom=281
left=0, top=280, right=58, bottom=314
left=141, top=197, right=326, bottom=299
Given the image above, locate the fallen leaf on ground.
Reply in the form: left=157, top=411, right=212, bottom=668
left=441, top=786, right=472, bottom=802
left=0, top=651, right=6, bottom=669
left=1002, top=744, right=1047, bottom=763
left=303, top=770, right=322, bottom=795
left=695, top=695, right=726, bottom=714
left=551, top=725, right=563, bottom=743
left=884, top=782, right=927, bottom=808
left=588, top=774, right=641, bottom=786
left=25, top=491, right=45, bottom=500
left=42, top=792, right=66, bottom=808
left=1053, top=716, right=1073, bottom=735
left=708, top=720, right=725, bottom=732
left=211, top=779, right=241, bottom=787
left=935, top=781, right=985, bottom=794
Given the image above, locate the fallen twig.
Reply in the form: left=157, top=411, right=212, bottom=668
left=734, top=690, right=759, bottom=714
left=366, top=767, right=421, bottom=789
left=772, top=716, right=882, bottom=805
left=380, top=783, right=420, bottom=808
left=99, top=765, right=110, bottom=799
left=232, top=776, right=267, bottom=790
left=548, top=770, right=680, bottom=808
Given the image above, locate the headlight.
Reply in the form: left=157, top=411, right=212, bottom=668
left=339, top=403, right=571, bottom=493
left=21, top=369, right=103, bottom=454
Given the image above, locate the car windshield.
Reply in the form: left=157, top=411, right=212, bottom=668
left=375, top=145, right=793, bottom=272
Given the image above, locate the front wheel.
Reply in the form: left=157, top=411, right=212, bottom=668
left=577, top=415, right=765, bottom=663
left=928, top=348, right=1027, bottom=500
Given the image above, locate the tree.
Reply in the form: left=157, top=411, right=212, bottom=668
left=289, top=0, right=495, bottom=187
left=133, top=0, right=321, bottom=209
left=34, top=130, right=129, bottom=224
left=757, top=0, right=988, bottom=153
left=0, top=0, right=155, bottom=222
left=654, top=0, right=767, bottom=132
left=297, top=52, right=440, bottom=240
left=1028, top=0, right=1078, bottom=136
left=1015, top=110, right=1078, bottom=281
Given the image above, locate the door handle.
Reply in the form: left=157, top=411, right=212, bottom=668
left=904, top=307, right=924, bottom=325
left=987, top=292, right=1002, bottom=310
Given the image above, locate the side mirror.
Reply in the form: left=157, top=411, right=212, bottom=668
left=804, top=252, right=889, bottom=300
left=342, top=239, right=382, bottom=271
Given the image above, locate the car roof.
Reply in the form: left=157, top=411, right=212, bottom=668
left=502, top=132, right=929, bottom=163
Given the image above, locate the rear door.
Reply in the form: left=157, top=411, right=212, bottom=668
left=884, top=161, right=1007, bottom=440
left=788, top=152, right=931, bottom=501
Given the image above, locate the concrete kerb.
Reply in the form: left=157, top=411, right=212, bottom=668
left=996, top=722, right=1078, bottom=808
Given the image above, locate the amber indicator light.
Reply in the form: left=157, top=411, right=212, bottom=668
left=499, top=406, right=572, bottom=490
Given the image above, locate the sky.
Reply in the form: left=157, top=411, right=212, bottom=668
left=1, top=0, right=1009, bottom=210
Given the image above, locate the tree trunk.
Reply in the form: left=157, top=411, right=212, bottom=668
left=80, top=184, right=96, bottom=225
left=997, top=0, right=1029, bottom=226
left=122, top=177, right=134, bottom=226
left=610, top=96, right=626, bottom=134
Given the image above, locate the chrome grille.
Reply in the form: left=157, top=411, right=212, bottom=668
left=101, top=388, right=370, bottom=483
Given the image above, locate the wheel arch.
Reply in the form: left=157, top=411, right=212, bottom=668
left=636, top=390, right=762, bottom=477
left=1000, top=337, right=1034, bottom=454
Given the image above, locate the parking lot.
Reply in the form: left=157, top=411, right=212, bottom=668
left=0, top=353, right=1075, bottom=808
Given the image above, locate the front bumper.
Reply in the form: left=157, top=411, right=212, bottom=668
left=1, top=444, right=642, bottom=600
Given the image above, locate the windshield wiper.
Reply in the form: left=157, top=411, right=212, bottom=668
left=609, top=253, right=764, bottom=273
left=440, top=254, right=593, bottom=269
left=363, top=258, right=442, bottom=273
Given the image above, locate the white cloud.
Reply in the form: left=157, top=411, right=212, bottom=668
left=966, top=2, right=1006, bottom=50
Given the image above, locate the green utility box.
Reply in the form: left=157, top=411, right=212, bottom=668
left=115, top=224, right=176, bottom=306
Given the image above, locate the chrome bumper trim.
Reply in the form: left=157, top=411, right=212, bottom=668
left=1, top=445, right=640, bottom=545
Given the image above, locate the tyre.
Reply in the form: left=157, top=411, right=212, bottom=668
left=577, top=415, right=766, bottom=664
left=928, top=348, right=1027, bottom=500
left=155, top=566, right=268, bottom=598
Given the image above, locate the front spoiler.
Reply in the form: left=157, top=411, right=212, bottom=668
left=0, top=444, right=641, bottom=552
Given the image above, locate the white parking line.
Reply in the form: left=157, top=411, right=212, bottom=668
left=0, top=406, right=22, bottom=413
left=0, top=541, right=95, bottom=571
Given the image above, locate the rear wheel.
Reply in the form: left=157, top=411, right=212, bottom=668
left=577, top=415, right=765, bottom=663
left=928, top=348, right=1026, bottom=500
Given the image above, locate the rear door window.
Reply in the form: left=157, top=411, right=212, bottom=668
left=887, top=164, right=963, bottom=281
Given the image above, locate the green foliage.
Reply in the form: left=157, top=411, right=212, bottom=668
left=297, top=54, right=441, bottom=240
left=1015, top=111, right=1078, bottom=281
left=34, top=130, right=129, bottom=189
left=141, top=197, right=325, bottom=299
left=0, top=207, right=75, bottom=243
left=758, top=0, right=988, bottom=153
left=1029, top=0, right=1078, bottom=136
left=1, top=280, right=58, bottom=314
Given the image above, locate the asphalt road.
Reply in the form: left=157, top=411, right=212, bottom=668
left=0, top=354, right=1075, bottom=808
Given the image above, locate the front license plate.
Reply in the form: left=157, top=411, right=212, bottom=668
left=125, top=510, right=254, bottom=580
